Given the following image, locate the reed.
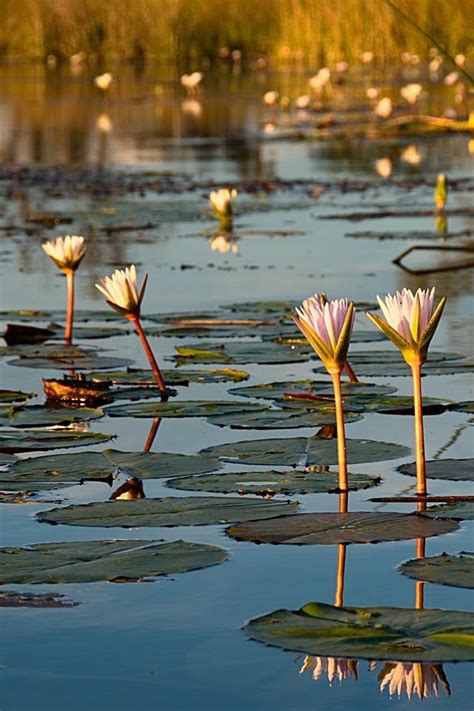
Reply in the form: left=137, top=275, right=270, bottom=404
left=0, top=0, right=471, bottom=64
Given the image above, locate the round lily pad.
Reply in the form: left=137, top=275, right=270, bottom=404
left=207, top=408, right=362, bottom=429
left=227, top=511, right=457, bottom=545
left=104, top=400, right=270, bottom=419
left=0, top=390, right=35, bottom=404
left=399, top=553, right=474, bottom=589
left=9, top=354, right=134, bottom=371
left=0, top=449, right=222, bottom=487
left=0, top=405, right=104, bottom=428
left=37, top=496, right=298, bottom=528
left=424, top=502, right=474, bottom=521
left=201, top=436, right=409, bottom=466
left=174, top=342, right=310, bottom=365
left=0, top=539, right=228, bottom=584
left=49, top=325, right=128, bottom=340
left=229, top=380, right=396, bottom=402
left=89, top=367, right=250, bottom=386
left=167, top=469, right=380, bottom=495
left=244, top=601, right=474, bottom=662
left=398, top=459, right=474, bottom=482
left=0, top=429, right=114, bottom=454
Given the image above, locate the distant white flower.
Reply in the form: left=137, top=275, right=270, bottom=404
left=209, top=188, right=237, bottom=219
left=366, top=87, right=379, bottom=100
left=294, top=94, right=311, bottom=109
left=96, top=265, right=147, bottom=317
left=455, top=54, right=465, bottom=67
left=374, top=97, right=393, bottom=118
left=94, top=72, right=113, bottom=91
left=42, top=235, right=86, bottom=272
left=180, top=72, right=203, bottom=94
left=263, top=90, right=279, bottom=106
left=96, top=113, right=112, bottom=133
left=361, top=51, right=374, bottom=64
left=444, top=71, right=459, bottom=86
left=335, top=61, right=348, bottom=73
left=400, top=83, right=422, bottom=105
left=374, top=157, right=392, bottom=178
left=401, top=144, right=421, bottom=165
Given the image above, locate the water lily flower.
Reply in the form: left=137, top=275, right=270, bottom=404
left=96, top=113, right=112, bottom=134
left=400, top=83, right=422, bottom=105
left=377, top=662, right=450, bottom=700
left=375, top=157, right=392, bottom=178
left=293, top=295, right=355, bottom=490
left=374, top=97, right=393, bottom=119
left=434, top=173, right=448, bottom=211
left=366, top=87, right=379, bottom=100
left=96, top=266, right=167, bottom=396
left=180, top=72, right=203, bottom=95
left=444, top=71, right=459, bottom=86
left=361, top=51, right=374, bottom=64
left=401, top=144, right=421, bottom=165
left=294, top=94, right=311, bottom=110
left=42, top=235, right=87, bottom=344
left=300, top=656, right=358, bottom=684
left=209, top=188, right=237, bottom=225
left=263, top=90, right=279, bottom=106
left=366, top=288, right=446, bottom=494
left=94, top=72, right=113, bottom=91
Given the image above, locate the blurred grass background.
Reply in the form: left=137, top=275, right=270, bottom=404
left=0, top=0, right=471, bottom=65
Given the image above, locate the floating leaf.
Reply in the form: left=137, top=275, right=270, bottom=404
left=49, top=325, right=128, bottom=340
left=0, top=448, right=222, bottom=487
left=0, top=539, right=228, bottom=584
left=89, top=367, right=250, bottom=385
left=0, top=390, right=35, bottom=404
left=167, top=469, right=380, bottom=495
left=207, top=408, right=362, bottom=429
left=229, top=380, right=396, bottom=402
left=449, top=401, right=474, bottom=414
left=104, top=400, right=270, bottom=419
left=0, top=429, right=114, bottom=454
left=0, top=405, right=104, bottom=428
left=424, top=502, right=474, bottom=521
left=223, top=300, right=378, bottom=314
left=244, top=602, right=474, bottom=662
left=201, top=436, right=409, bottom=466
left=0, top=591, right=79, bottom=607
left=9, top=355, right=134, bottom=371
left=398, top=459, right=474, bottom=482
left=227, top=511, right=457, bottom=544
left=174, top=342, right=310, bottom=365
left=0, top=309, right=121, bottom=323
left=399, top=553, right=474, bottom=589
left=37, top=496, right=298, bottom=528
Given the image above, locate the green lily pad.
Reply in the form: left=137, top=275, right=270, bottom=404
left=167, top=469, right=380, bottom=495
left=398, top=459, right=474, bottom=482
left=174, top=342, right=310, bottom=365
left=0, top=405, right=104, bottom=428
left=201, top=436, right=409, bottom=466
left=0, top=448, right=222, bottom=487
left=314, top=351, right=472, bottom=377
left=229, top=380, right=396, bottom=402
left=0, top=539, right=228, bottom=584
left=244, top=602, right=474, bottom=662
left=424, top=502, right=474, bottom=521
left=9, top=355, right=134, bottom=371
left=37, top=496, right=298, bottom=528
left=104, top=400, right=270, bottom=419
left=449, top=401, right=474, bottom=414
left=0, top=429, right=114, bottom=454
left=399, top=553, right=474, bottom=589
left=0, top=390, right=35, bottom=404
left=223, top=300, right=378, bottom=314
left=227, top=511, right=457, bottom=545
left=89, top=367, right=250, bottom=386
left=49, top=325, right=128, bottom=340
left=207, top=408, right=362, bottom=429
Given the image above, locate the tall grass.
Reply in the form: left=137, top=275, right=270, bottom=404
left=0, top=0, right=471, bottom=64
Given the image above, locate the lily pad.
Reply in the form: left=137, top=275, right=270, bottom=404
left=167, top=469, right=380, bottom=495
left=399, top=553, right=474, bottom=589
left=0, top=448, right=222, bottom=487
left=49, top=325, right=128, bottom=340
left=104, top=400, right=270, bottom=419
left=398, top=459, right=474, bottom=482
left=0, top=405, right=104, bottom=428
left=174, top=342, right=310, bottom=365
left=0, top=429, right=114, bottom=454
left=207, top=408, right=362, bottom=429
left=227, top=511, right=457, bottom=545
left=0, top=591, right=79, bottom=607
left=229, top=380, right=396, bottom=402
left=9, top=354, right=134, bottom=371
left=0, top=539, right=228, bottom=584
left=449, top=401, right=474, bottom=414
left=0, top=309, right=121, bottom=323
left=223, top=300, right=378, bottom=314
left=424, top=502, right=474, bottom=521
left=0, top=390, right=35, bottom=404
left=37, top=496, right=298, bottom=528
left=89, top=367, right=250, bottom=386
left=244, top=602, right=474, bottom=662
left=201, top=436, right=409, bottom=466
left=313, top=351, right=472, bottom=377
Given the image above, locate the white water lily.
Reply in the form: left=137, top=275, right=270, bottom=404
left=378, top=662, right=450, bottom=700
left=96, top=265, right=147, bottom=317
left=401, top=144, right=421, bottom=165
left=42, top=235, right=86, bottom=272
left=366, top=87, right=379, bottom=100
left=400, top=83, right=422, bottom=105
left=180, top=72, right=203, bottom=95
left=374, top=97, right=392, bottom=118
left=94, top=72, right=113, bottom=91
left=300, top=656, right=358, bottom=684
left=375, top=157, right=392, bottom=178
left=263, top=90, right=279, bottom=106
left=209, top=188, right=237, bottom=219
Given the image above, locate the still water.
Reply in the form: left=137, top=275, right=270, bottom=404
left=0, top=63, right=473, bottom=710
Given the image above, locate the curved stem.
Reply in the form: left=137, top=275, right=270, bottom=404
left=65, top=270, right=74, bottom=345
left=411, top=362, right=427, bottom=495
left=331, top=371, right=348, bottom=491
left=129, top=315, right=168, bottom=398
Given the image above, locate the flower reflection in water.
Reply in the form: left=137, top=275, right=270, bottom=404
left=300, top=656, right=358, bottom=684
left=376, top=661, right=450, bottom=700
left=209, top=234, right=238, bottom=254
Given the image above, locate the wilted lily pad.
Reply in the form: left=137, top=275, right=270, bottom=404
left=244, top=602, right=474, bottom=662
left=398, top=459, right=474, bottom=482
left=314, top=351, right=472, bottom=377
left=201, top=436, right=409, bottom=466
left=37, top=496, right=298, bottom=528
left=399, top=553, right=474, bottom=589
left=0, top=429, right=114, bottom=454
left=167, top=469, right=380, bottom=495
left=0, top=539, right=228, bottom=584
left=0, top=448, right=222, bottom=487
left=229, top=380, right=396, bottom=402
left=227, top=511, right=457, bottom=544
left=0, top=390, right=35, bottom=404
left=424, top=502, right=474, bottom=521
left=104, top=400, right=269, bottom=419
left=207, top=408, right=362, bottom=429
left=174, top=342, right=310, bottom=365
left=0, top=405, right=104, bottom=428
